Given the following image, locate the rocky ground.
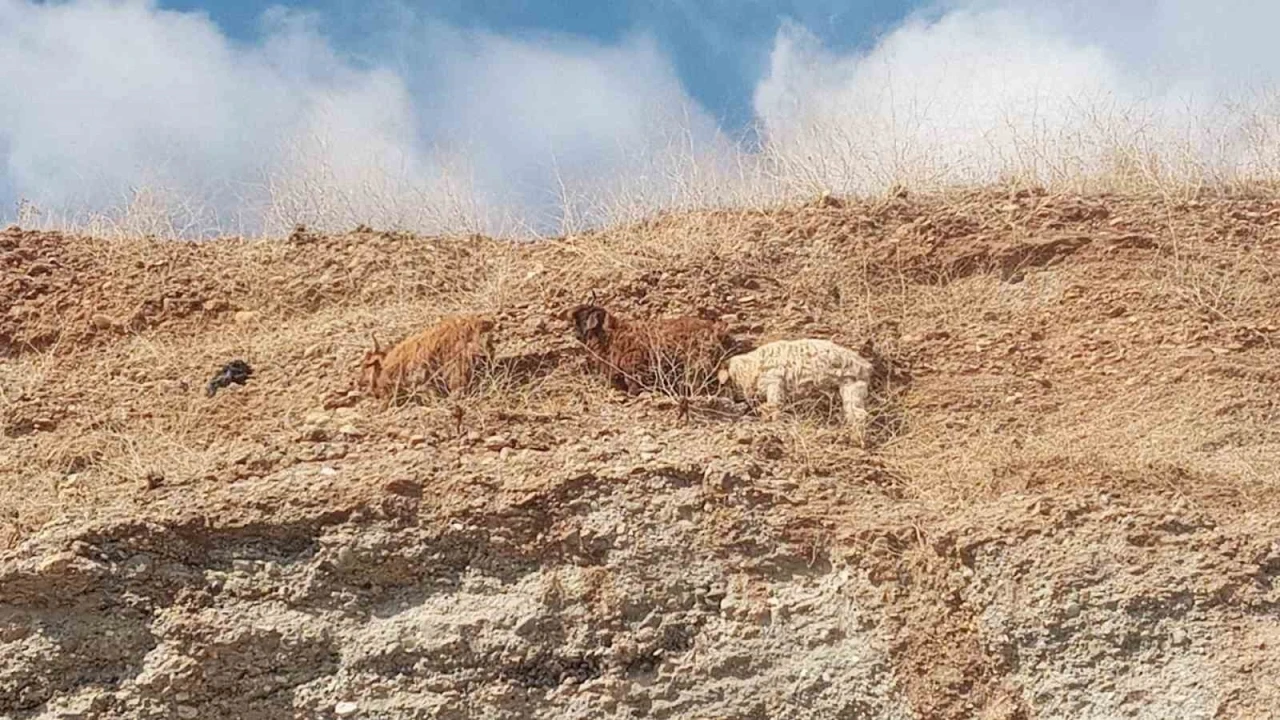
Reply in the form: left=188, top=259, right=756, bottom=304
left=2, top=188, right=1278, bottom=718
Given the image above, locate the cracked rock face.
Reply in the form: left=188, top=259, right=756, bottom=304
left=4, top=458, right=1277, bottom=719
left=1, top=467, right=912, bottom=720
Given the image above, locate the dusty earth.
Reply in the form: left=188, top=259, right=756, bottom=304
left=2, top=188, right=1279, bottom=718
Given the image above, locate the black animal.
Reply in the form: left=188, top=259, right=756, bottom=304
left=206, top=360, right=253, bottom=397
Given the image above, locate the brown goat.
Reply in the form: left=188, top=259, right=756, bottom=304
left=568, top=303, right=733, bottom=395
left=360, top=314, right=497, bottom=400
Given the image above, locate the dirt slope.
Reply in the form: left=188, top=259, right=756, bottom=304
left=2, top=188, right=1279, bottom=719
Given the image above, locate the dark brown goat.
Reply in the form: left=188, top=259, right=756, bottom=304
left=568, top=303, right=733, bottom=395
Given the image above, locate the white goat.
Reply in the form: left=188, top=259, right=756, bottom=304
left=718, top=339, right=873, bottom=426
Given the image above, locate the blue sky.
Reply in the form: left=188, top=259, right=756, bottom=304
left=155, top=0, right=921, bottom=130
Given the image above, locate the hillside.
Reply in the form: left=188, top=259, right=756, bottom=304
left=2, top=188, right=1279, bottom=719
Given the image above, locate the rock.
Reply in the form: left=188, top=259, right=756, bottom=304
left=337, top=424, right=363, bottom=438
left=514, top=614, right=540, bottom=636
left=333, top=408, right=362, bottom=423
left=484, top=435, right=510, bottom=451
left=233, top=310, right=261, bottom=325
left=90, top=314, right=117, bottom=330
left=384, top=479, right=422, bottom=498
left=335, top=701, right=359, bottom=717
left=124, top=554, right=153, bottom=576
left=304, top=411, right=332, bottom=427
left=299, top=426, right=330, bottom=443
left=176, top=705, right=199, bottom=719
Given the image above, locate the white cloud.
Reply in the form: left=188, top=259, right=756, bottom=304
left=755, top=0, right=1280, bottom=192
left=0, top=0, right=429, bottom=234
left=403, top=24, right=731, bottom=230
left=0, top=0, right=724, bottom=236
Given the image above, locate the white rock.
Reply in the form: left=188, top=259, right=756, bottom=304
left=513, top=614, right=540, bottom=635
left=335, top=700, right=359, bottom=717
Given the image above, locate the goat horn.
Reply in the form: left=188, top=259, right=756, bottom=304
left=371, top=332, right=381, bottom=353
left=589, top=290, right=598, bottom=305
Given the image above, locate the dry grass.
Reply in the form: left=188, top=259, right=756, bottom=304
left=3, top=184, right=1279, bottom=549
left=15, top=91, right=1280, bottom=241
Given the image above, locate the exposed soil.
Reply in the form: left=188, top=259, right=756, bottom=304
left=2, top=188, right=1278, bottom=719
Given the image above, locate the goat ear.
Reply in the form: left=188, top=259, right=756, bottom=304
left=569, top=306, right=589, bottom=333
left=584, top=307, right=605, bottom=333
